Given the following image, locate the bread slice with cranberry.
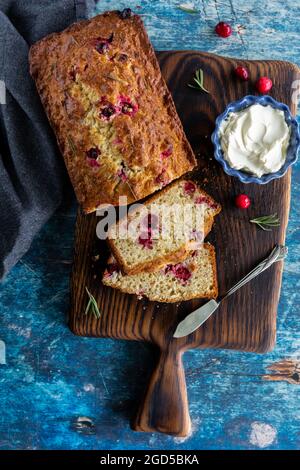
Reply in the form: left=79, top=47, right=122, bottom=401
left=102, top=244, right=218, bottom=303
left=107, top=179, right=221, bottom=275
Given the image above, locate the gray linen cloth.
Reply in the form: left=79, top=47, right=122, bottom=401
left=0, top=0, right=95, bottom=279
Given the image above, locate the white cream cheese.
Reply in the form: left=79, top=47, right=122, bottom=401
left=219, top=104, right=291, bottom=177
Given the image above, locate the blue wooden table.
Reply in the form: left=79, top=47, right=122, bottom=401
left=0, top=0, right=299, bottom=450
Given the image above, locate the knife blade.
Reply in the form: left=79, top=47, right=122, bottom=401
left=173, top=299, right=219, bottom=338
left=173, top=245, right=287, bottom=339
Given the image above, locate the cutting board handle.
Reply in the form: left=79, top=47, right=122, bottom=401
left=133, top=346, right=191, bottom=436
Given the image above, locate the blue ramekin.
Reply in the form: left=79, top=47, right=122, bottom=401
left=211, top=95, right=300, bottom=184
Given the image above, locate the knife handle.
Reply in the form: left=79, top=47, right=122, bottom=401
left=133, top=346, right=191, bottom=437
left=222, top=245, right=287, bottom=301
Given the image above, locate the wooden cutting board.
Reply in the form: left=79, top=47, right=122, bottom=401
left=69, top=51, right=299, bottom=437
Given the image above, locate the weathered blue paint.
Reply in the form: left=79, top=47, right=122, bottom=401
left=0, top=0, right=299, bottom=450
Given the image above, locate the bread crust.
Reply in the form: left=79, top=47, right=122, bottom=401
left=107, top=179, right=221, bottom=274
left=29, top=11, right=197, bottom=213
left=103, top=243, right=219, bottom=302
left=110, top=242, right=192, bottom=276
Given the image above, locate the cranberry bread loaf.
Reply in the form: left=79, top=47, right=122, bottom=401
left=103, top=244, right=218, bottom=302
left=29, top=10, right=197, bottom=212
left=108, top=179, right=221, bottom=275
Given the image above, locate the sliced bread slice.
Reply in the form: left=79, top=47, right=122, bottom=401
left=107, top=180, right=221, bottom=275
left=102, top=244, right=218, bottom=303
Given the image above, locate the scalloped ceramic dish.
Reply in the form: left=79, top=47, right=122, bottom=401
left=211, top=95, right=300, bottom=184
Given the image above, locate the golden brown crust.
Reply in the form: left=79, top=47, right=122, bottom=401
left=103, top=243, right=219, bottom=302
left=107, top=179, right=221, bottom=274
left=202, top=244, right=218, bottom=300
left=29, top=11, right=197, bottom=213
left=109, top=241, right=191, bottom=275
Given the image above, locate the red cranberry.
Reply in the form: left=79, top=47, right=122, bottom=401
left=164, top=263, right=191, bottom=282
left=138, top=233, right=153, bottom=249
left=184, top=181, right=196, bottom=195
left=215, top=22, right=232, bottom=38
left=99, top=97, right=118, bottom=120
left=94, top=33, right=114, bottom=54
left=87, top=158, right=100, bottom=168
left=86, top=147, right=100, bottom=159
left=119, top=8, right=133, bottom=19
left=100, top=105, right=116, bottom=120
left=86, top=147, right=101, bottom=168
left=235, top=66, right=249, bottom=81
left=117, top=161, right=128, bottom=181
left=195, top=195, right=218, bottom=210
left=195, top=195, right=209, bottom=205
left=256, top=76, right=273, bottom=94
left=235, top=194, right=251, bottom=209
left=160, top=146, right=173, bottom=160
left=118, top=95, right=138, bottom=116
left=174, top=265, right=192, bottom=283
left=117, top=167, right=128, bottom=182
left=95, top=42, right=109, bottom=54
left=122, top=102, right=134, bottom=114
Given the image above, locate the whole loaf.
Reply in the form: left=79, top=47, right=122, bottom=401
left=29, top=10, right=197, bottom=212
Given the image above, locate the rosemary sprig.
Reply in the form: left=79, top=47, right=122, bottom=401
left=177, top=4, right=200, bottom=14
left=188, top=69, right=210, bottom=94
left=85, top=287, right=101, bottom=319
left=250, top=214, right=280, bottom=231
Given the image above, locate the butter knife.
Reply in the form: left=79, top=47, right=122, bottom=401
left=173, top=245, right=288, bottom=339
